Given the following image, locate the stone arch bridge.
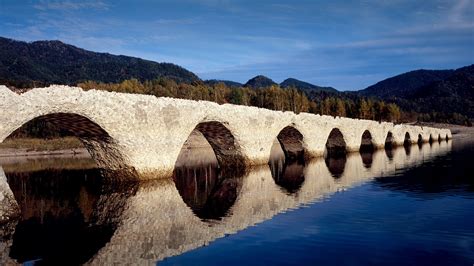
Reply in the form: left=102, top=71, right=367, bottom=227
left=0, top=85, right=451, bottom=179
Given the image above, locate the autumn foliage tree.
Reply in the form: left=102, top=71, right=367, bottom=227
left=78, top=78, right=403, bottom=121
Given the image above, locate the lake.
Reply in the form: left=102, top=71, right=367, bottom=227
left=0, top=137, right=473, bottom=265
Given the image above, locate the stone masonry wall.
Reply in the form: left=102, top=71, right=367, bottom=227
left=0, top=85, right=451, bottom=179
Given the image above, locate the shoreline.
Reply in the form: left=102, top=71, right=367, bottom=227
left=0, top=148, right=90, bottom=158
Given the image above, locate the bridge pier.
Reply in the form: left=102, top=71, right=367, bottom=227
left=0, top=168, right=19, bottom=224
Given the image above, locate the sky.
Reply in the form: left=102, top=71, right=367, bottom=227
left=0, top=0, right=473, bottom=91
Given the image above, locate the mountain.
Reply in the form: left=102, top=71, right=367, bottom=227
left=413, top=65, right=474, bottom=99
left=280, top=78, right=338, bottom=93
left=244, top=75, right=277, bottom=88
left=359, top=69, right=454, bottom=98
left=204, top=79, right=243, bottom=88
left=402, top=65, right=474, bottom=117
left=0, top=37, right=200, bottom=86
left=358, top=65, right=474, bottom=119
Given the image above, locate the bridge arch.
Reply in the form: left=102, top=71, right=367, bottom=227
left=403, top=132, right=411, bottom=146
left=429, top=134, right=434, bottom=144
left=385, top=131, right=394, bottom=148
left=360, top=129, right=375, bottom=152
left=179, top=120, right=246, bottom=170
left=3, top=112, right=129, bottom=171
left=417, top=134, right=423, bottom=145
left=275, top=125, right=305, bottom=160
left=325, top=128, right=347, bottom=156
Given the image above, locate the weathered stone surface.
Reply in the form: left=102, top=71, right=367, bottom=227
left=0, top=168, right=19, bottom=224
left=0, top=85, right=451, bottom=178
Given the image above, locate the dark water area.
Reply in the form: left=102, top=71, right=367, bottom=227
left=0, top=138, right=473, bottom=265
left=163, top=139, right=474, bottom=266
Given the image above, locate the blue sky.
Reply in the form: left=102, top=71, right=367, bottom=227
left=0, top=0, right=473, bottom=90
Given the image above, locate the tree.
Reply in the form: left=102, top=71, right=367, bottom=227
left=359, top=99, right=370, bottom=119
left=335, top=99, right=346, bottom=117
left=229, top=88, right=243, bottom=105
left=213, top=82, right=229, bottom=104
left=386, top=103, right=401, bottom=122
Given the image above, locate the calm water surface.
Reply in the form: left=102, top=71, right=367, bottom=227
left=0, top=138, right=473, bottom=265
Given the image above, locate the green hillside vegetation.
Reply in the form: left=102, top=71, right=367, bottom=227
left=204, top=79, right=243, bottom=88
left=359, top=69, right=454, bottom=98
left=358, top=65, right=474, bottom=125
left=0, top=37, right=199, bottom=87
left=280, top=78, right=338, bottom=93
left=244, top=75, right=277, bottom=88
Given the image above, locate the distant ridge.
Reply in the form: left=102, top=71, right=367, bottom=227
left=357, top=65, right=474, bottom=118
left=244, top=75, right=277, bottom=88
left=204, top=79, right=243, bottom=88
left=0, top=37, right=200, bottom=86
left=359, top=69, right=454, bottom=98
left=280, top=78, right=338, bottom=93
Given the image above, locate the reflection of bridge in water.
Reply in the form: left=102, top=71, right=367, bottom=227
left=0, top=139, right=452, bottom=265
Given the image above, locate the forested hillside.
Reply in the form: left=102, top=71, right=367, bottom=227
left=204, top=79, right=243, bottom=88
left=357, top=65, right=473, bottom=124
left=359, top=69, right=454, bottom=98
left=244, top=75, right=277, bottom=88
left=280, top=78, right=337, bottom=93
left=0, top=37, right=199, bottom=87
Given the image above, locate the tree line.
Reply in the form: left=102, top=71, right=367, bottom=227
left=78, top=78, right=402, bottom=122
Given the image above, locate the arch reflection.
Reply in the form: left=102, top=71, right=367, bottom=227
left=325, top=153, right=347, bottom=178
left=269, top=150, right=305, bottom=194
left=360, top=150, right=373, bottom=168
left=385, top=147, right=394, bottom=160
left=3, top=157, right=137, bottom=265
left=173, top=130, right=243, bottom=220
left=375, top=140, right=466, bottom=197
left=404, top=141, right=412, bottom=156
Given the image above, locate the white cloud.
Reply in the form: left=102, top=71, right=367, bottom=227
left=33, top=0, right=109, bottom=11
left=333, top=37, right=419, bottom=49
left=449, top=0, right=471, bottom=23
